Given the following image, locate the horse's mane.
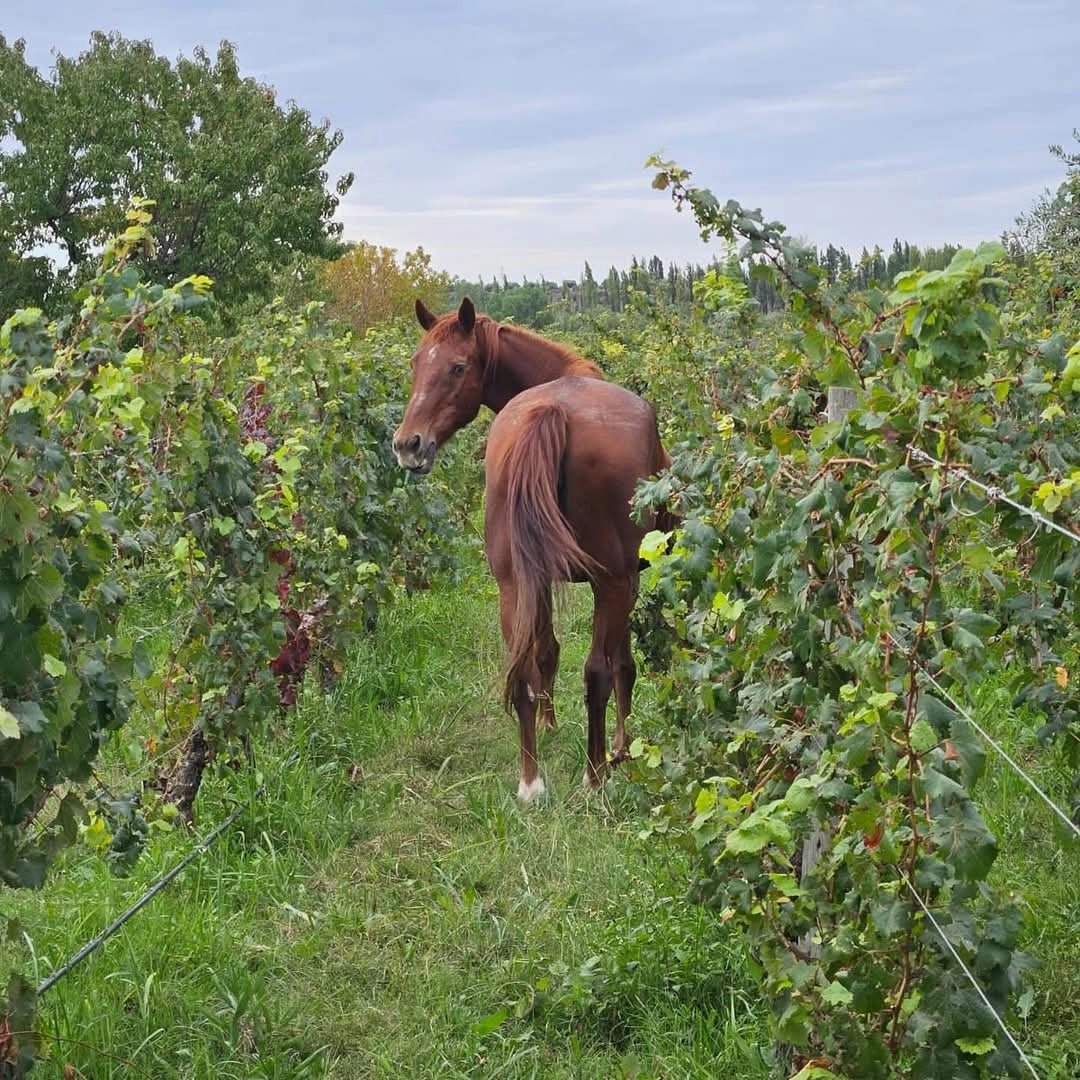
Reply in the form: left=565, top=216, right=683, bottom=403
left=425, top=311, right=603, bottom=388
left=492, top=322, right=603, bottom=379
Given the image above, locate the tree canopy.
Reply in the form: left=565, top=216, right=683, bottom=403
left=323, top=242, right=451, bottom=335
left=1005, top=129, right=1080, bottom=302
left=0, top=33, right=354, bottom=307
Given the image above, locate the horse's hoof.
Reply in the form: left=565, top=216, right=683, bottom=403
left=517, top=776, right=547, bottom=803
left=581, top=767, right=604, bottom=792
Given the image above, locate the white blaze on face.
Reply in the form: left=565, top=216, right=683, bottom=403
left=396, top=349, right=440, bottom=466
left=403, top=348, right=441, bottom=416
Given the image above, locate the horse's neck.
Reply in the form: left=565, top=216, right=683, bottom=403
left=482, top=325, right=574, bottom=412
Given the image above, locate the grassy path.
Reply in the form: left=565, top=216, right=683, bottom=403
left=2, top=570, right=766, bottom=1079
left=5, top=563, right=1077, bottom=1077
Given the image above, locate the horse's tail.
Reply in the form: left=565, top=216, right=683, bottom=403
left=502, top=403, right=599, bottom=709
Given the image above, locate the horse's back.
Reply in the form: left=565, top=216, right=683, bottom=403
left=486, top=377, right=666, bottom=577
left=489, top=376, right=661, bottom=469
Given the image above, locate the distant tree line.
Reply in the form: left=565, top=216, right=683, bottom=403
left=450, top=238, right=965, bottom=326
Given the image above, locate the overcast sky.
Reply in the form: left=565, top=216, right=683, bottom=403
left=6, top=0, right=1078, bottom=280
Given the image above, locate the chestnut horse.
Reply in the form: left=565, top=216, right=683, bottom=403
left=393, top=298, right=671, bottom=801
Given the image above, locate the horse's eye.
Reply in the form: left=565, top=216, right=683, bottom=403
left=451, top=363, right=466, bottom=377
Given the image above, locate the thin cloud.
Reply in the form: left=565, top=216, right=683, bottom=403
left=5, top=0, right=1078, bottom=279
left=746, top=74, right=912, bottom=115
left=945, top=178, right=1066, bottom=209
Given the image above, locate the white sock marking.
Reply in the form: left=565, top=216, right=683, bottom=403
left=517, top=776, right=546, bottom=803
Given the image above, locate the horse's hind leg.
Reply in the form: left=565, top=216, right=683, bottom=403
left=498, top=579, right=545, bottom=802
left=535, top=588, right=560, bottom=731
left=583, top=576, right=636, bottom=788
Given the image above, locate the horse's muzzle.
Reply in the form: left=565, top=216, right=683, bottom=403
left=393, top=431, right=436, bottom=474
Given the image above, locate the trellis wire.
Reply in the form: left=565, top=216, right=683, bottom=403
left=908, top=446, right=1080, bottom=546
left=36, top=790, right=261, bottom=997
left=918, top=664, right=1080, bottom=842
left=898, top=869, right=1040, bottom=1078
left=885, top=630, right=1079, bottom=841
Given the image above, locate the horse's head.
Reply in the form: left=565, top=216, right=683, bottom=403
left=393, top=297, right=486, bottom=474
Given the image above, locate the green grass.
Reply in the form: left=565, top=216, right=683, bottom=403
left=3, top=560, right=1078, bottom=1078
left=1, top=568, right=767, bottom=1079
left=968, top=677, right=1080, bottom=1079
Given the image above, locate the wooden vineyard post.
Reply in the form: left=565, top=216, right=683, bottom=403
left=826, top=386, right=859, bottom=426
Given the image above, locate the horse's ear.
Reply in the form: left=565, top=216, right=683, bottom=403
left=415, top=298, right=438, bottom=331
left=457, top=296, right=476, bottom=334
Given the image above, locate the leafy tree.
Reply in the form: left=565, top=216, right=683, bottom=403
left=1006, top=130, right=1080, bottom=310
left=606, top=265, right=623, bottom=312
left=449, top=277, right=554, bottom=326
left=0, top=245, right=51, bottom=315
left=581, top=261, right=598, bottom=310
left=0, top=33, right=353, bottom=305
left=324, top=242, right=450, bottom=334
